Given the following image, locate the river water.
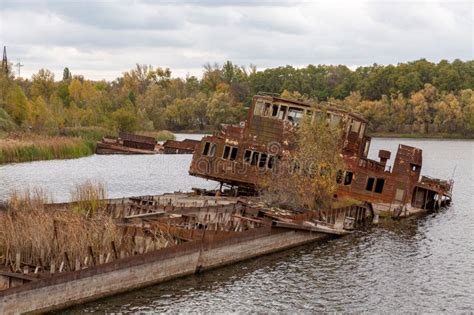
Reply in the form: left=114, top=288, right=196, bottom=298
left=1, top=137, right=473, bottom=313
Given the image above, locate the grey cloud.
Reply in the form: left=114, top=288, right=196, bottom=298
left=0, top=0, right=471, bottom=81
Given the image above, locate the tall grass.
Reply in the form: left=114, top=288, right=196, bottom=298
left=70, top=181, right=107, bottom=217
left=0, top=183, right=175, bottom=272
left=1, top=184, right=127, bottom=270
left=0, top=135, right=94, bottom=164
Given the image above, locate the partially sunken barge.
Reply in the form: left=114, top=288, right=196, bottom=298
left=0, top=95, right=453, bottom=313
left=96, top=132, right=200, bottom=155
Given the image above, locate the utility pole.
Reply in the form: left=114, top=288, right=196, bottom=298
left=15, top=59, right=24, bottom=77
left=1, top=46, right=7, bottom=75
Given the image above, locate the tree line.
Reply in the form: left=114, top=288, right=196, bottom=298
left=0, top=59, right=473, bottom=136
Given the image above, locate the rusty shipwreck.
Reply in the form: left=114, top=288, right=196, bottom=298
left=0, top=95, right=454, bottom=313
left=96, top=132, right=199, bottom=155
left=189, top=94, right=453, bottom=218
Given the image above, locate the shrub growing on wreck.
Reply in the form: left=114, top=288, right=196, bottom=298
left=261, top=109, right=344, bottom=210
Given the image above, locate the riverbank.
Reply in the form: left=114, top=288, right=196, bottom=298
left=369, top=132, right=474, bottom=140
left=0, top=129, right=177, bottom=164
left=0, top=135, right=95, bottom=164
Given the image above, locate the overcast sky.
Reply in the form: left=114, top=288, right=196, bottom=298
left=0, top=0, right=472, bottom=80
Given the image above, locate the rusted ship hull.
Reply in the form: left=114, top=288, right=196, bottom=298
left=162, top=139, right=200, bottom=154
left=95, top=141, right=159, bottom=155
left=0, top=228, right=329, bottom=313
left=0, top=192, right=372, bottom=313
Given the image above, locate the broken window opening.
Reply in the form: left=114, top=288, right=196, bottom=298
left=259, top=153, right=268, bottom=168
left=263, top=103, right=272, bottom=116
left=366, top=177, right=375, bottom=192
left=278, top=105, right=287, bottom=120
left=287, top=107, right=304, bottom=124
left=230, top=147, right=238, bottom=161
left=209, top=143, right=216, bottom=157
left=243, top=150, right=252, bottom=163
left=267, top=155, right=275, bottom=169
left=411, top=164, right=420, bottom=172
left=254, top=101, right=264, bottom=116
left=330, top=114, right=342, bottom=127
left=271, top=104, right=279, bottom=117
left=374, top=178, right=385, bottom=193
left=344, top=171, right=353, bottom=185
left=222, top=145, right=231, bottom=159
left=251, top=152, right=260, bottom=166
left=203, top=142, right=210, bottom=156
left=351, top=120, right=361, bottom=134
left=359, top=123, right=366, bottom=139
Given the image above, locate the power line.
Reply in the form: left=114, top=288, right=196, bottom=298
left=15, top=59, right=24, bottom=77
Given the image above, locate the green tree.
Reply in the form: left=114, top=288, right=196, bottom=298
left=31, top=69, right=55, bottom=100
left=63, top=67, right=72, bottom=81
left=112, top=108, right=138, bottom=132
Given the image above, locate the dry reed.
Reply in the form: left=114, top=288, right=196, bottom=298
left=0, top=183, right=172, bottom=273
left=70, top=180, right=107, bottom=217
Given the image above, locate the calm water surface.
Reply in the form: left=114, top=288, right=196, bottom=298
left=1, top=137, right=473, bottom=313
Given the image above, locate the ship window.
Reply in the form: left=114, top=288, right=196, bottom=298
left=272, top=104, right=279, bottom=117
left=411, top=164, right=420, bottom=172
left=267, top=155, right=275, bottom=169
left=336, top=170, right=343, bottom=184
left=223, top=146, right=238, bottom=160
left=314, top=111, right=325, bottom=122
left=344, top=171, right=353, bottom=185
left=366, top=177, right=375, bottom=191
left=351, top=120, right=361, bottom=133
left=251, top=152, right=259, bottom=166
left=244, top=150, right=252, bottom=163
left=209, top=143, right=216, bottom=157
left=230, top=147, right=238, bottom=161
left=222, top=145, right=231, bottom=159
left=287, top=107, right=304, bottom=124
left=254, top=101, right=265, bottom=116
left=330, top=114, right=342, bottom=127
left=203, top=142, right=210, bottom=156
left=364, top=141, right=370, bottom=157
left=259, top=153, right=268, bottom=168
left=263, top=102, right=272, bottom=116
left=374, top=178, right=385, bottom=193
left=278, top=105, right=287, bottom=120
left=359, top=123, right=365, bottom=139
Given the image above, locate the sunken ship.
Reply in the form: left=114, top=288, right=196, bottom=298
left=189, top=94, right=453, bottom=218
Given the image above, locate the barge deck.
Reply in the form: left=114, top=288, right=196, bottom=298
left=0, top=192, right=372, bottom=313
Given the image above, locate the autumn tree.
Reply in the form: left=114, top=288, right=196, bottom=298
left=262, top=112, right=344, bottom=210
left=31, top=69, right=55, bottom=100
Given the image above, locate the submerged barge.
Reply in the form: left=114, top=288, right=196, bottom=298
left=96, top=132, right=199, bottom=155
left=0, top=193, right=372, bottom=313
